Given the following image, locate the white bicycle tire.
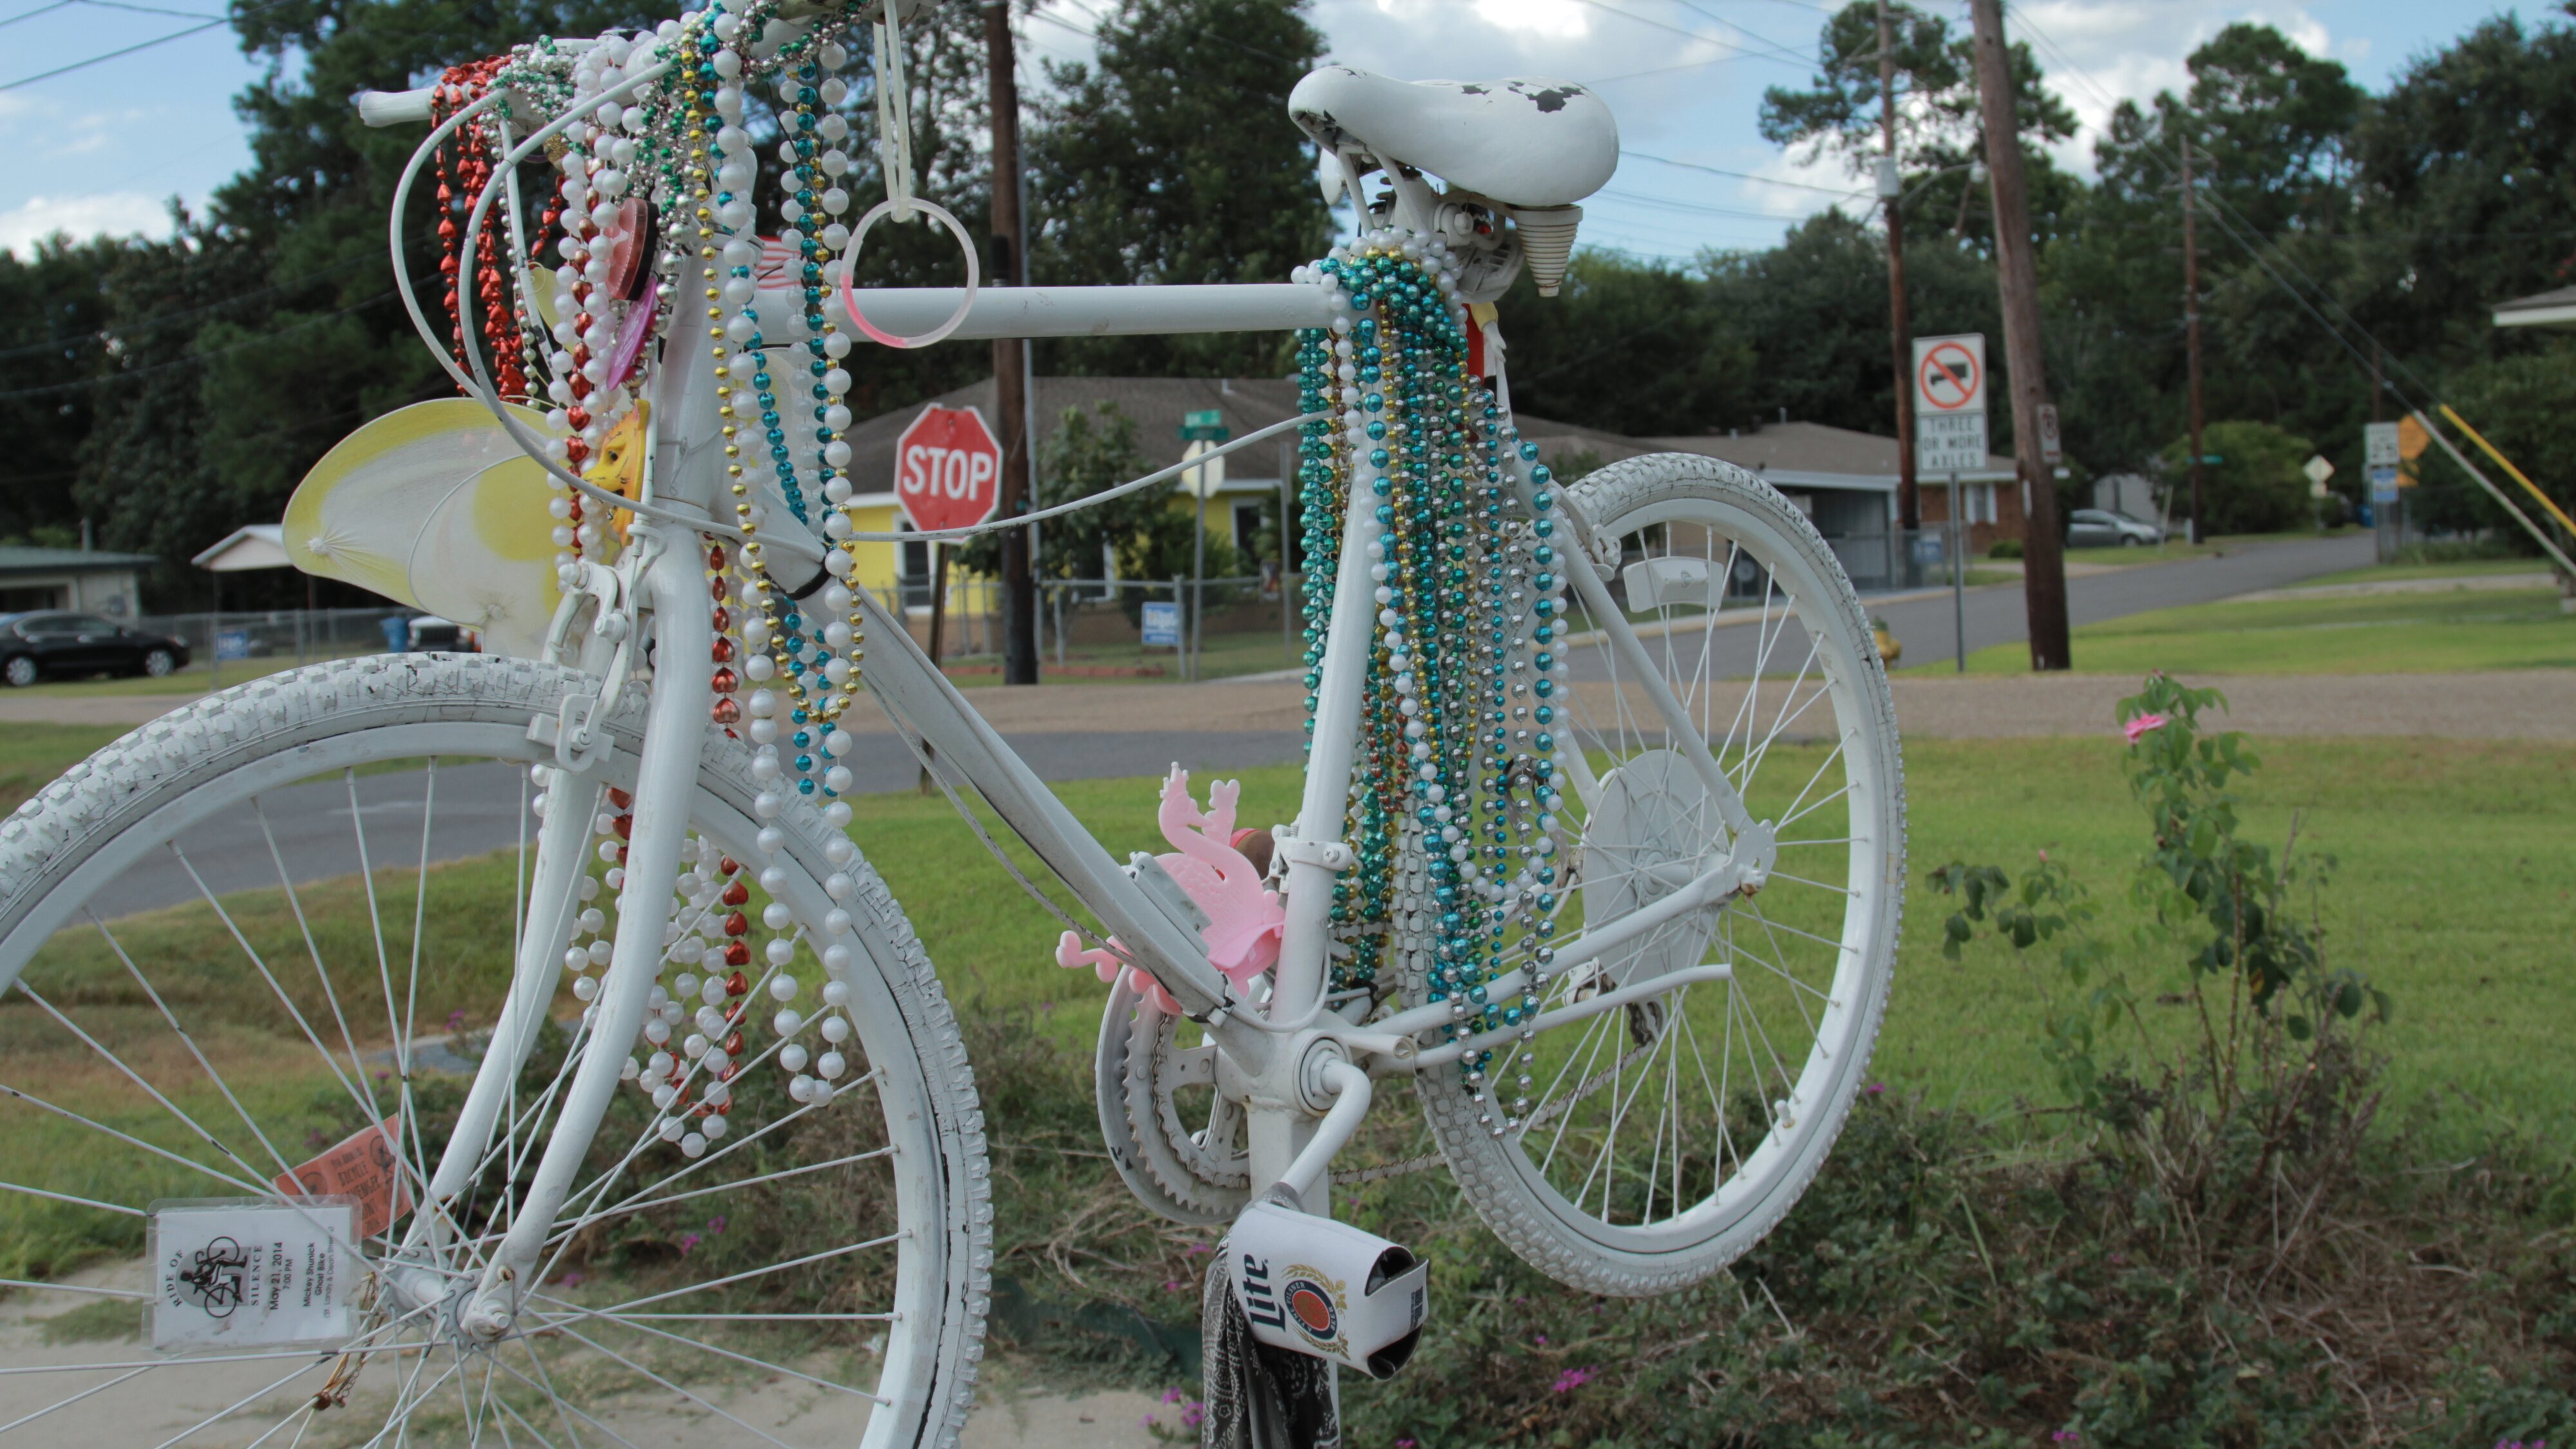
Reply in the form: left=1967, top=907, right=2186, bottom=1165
left=0, top=654, right=990, bottom=1448
left=1414, top=453, right=1906, bottom=1295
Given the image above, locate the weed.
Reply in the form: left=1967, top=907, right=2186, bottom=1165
left=33, top=1296, right=142, bottom=1344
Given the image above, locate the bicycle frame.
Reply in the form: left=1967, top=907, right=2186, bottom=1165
left=368, top=86, right=1768, bottom=1340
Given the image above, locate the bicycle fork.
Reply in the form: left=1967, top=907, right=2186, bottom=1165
left=387, top=520, right=713, bottom=1341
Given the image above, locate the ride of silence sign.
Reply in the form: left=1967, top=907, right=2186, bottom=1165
left=149, top=1197, right=361, bottom=1351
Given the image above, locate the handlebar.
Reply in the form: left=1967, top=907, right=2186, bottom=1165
left=355, top=88, right=436, bottom=126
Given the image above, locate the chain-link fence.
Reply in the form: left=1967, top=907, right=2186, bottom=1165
left=139, top=608, right=427, bottom=667
left=895, top=574, right=1307, bottom=682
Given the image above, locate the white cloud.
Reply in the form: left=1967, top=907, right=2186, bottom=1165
left=0, top=193, right=171, bottom=256
left=2011, top=2, right=2344, bottom=175
left=1465, top=0, right=1591, bottom=42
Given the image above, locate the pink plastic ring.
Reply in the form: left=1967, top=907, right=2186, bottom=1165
left=835, top=197, right=980, bottom=349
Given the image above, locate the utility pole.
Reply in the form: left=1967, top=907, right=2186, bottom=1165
left=985, top=0, right=1039, bottom=684
left=1878, top=0, right=1917, bottom=533
left=1968, top=0, right=2070, bottom=671
left=2181, top=134, right=2208, bottom=547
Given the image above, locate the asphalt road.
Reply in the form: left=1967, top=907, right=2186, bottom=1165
left=66, top=535, right=2372, bottom=923
left=81, top=737, right=1314, bottom=922
left=1567, top=531, right=2378, bottom=683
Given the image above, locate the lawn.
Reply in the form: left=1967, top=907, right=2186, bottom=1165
left=2, top=647, right=382, bottom=700
left=2297, top=556, right=2560, bottom=588
left=844, top=735, right=2573, bottom=1148
left=3, top=724, right=2565, bottom=1283
left=1921, top=584, right=2575, bottom=674
left=0, top=724, right=123, bottom=814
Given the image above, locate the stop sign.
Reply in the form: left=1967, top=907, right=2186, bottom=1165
left=893, top=405, right=1004, bottom=533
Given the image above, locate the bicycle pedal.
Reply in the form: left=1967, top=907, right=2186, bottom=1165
left=1229, top=1198, right=1428, bottom=1379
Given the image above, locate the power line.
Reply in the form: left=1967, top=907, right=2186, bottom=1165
left=1, top=0, right=288, bottom=90
left=0, top=252, right=385, bottom=363
left=78, top=0, right=227, bottom=15
left=0, top=1, right=73, bottom=28
left=1565, top=0, right=1815, bottom=71
left=0, top=284, right=417, bottom=399
left=1622, top=148, right=1867, bottom=198
left=2007, top=9, right=2448, bottom=417
left=1, top=16, right=227, bottom=88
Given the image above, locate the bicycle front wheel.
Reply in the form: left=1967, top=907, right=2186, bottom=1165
left=1418, top=453, right=1905, bottom=1295
left=0, top=655, right=988, bottom=1447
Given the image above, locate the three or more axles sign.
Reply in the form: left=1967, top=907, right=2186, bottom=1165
left=895, top=405, right=1003, bottom=534
left=1912, top=334, right=1987, bottom=473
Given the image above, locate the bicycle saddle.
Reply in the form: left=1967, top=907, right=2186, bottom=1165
left=1288, top=66, right=1618, bottom=209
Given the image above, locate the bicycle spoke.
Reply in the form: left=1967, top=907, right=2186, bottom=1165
left=256, top=802, right=390, bottom=1126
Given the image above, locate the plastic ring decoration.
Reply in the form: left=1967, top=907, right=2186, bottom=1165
left=837, top=198, right=980, bottom=349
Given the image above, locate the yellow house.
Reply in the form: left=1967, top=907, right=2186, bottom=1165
left=837, top=376, right=1305, bottom=614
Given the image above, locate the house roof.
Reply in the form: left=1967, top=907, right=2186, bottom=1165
left=842, top=377, right=1312, bottom=497
left=841, top=377, right=2027, bottom=500
left=193, top=524, right=290, bottom=572
left=2493, top=285, right=2576, bottom=330
left=0, top=545, right=157, bottom=578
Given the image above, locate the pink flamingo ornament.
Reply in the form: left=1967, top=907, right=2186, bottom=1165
left=1055, top=767, right=1286, bottom=1014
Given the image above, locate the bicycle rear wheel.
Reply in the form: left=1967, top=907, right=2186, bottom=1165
left=0, top=655, right=988, bottom=1447
left=1416, top=453, right=1905, bottom=1294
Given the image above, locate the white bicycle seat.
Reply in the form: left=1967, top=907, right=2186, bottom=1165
left=1288, top=66, right=1618, bottom=209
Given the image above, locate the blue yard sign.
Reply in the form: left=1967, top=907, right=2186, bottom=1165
left=1141, top=600, right=1182, bottom=648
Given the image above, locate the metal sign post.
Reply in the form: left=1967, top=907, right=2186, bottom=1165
left=1177, top=410, right=1230, bottom=683
left=1913, top=334, right=1988, bottom=671
left=1950, top=471, right=1965, bottom=672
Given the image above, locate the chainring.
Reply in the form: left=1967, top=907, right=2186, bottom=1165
left=1094, top=975, right=1249, bottom=1226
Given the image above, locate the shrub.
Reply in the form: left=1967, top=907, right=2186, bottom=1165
left=2158, top=420, right=2315, bottom=535
left=1989, top=538, right=2025, bottom=560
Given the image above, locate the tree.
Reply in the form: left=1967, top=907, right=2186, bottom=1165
left=2417, top=345, right=2576, bottom=568
left=1701, top=212, right=2000, bottom=438
left=2156, top=419, right=2311, bottom=535
left=1028, top=0, right=1329, bottom=377
left=2049, top=24, right=2367, bottom=486
left=1758, top=1, right=1969, bottom=176
left=2350, top=14, right=2576, bottom=365
left=0, top=236, right=117, bottom=544
left=1485, top=252, right=1754, bottom=437
left=957, top=401, right=1230, bottom=611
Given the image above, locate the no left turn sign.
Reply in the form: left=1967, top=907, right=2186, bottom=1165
left=1913, top=334, right=1985, bottom=414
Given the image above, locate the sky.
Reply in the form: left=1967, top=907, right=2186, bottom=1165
left=0, top=0, right=2556, bottom=261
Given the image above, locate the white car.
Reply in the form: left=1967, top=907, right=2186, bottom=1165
left=2066, top=509, right=2166, bottom=547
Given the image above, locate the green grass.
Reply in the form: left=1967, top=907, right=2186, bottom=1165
left=2296, top=556, right=2559, bottom=588
left=3, top=732, right=2566, bottom=1286
left=0, top=724, right=124, bottom=814
left=33, top=1296, right=142, bottom=1344
left=1916, top=585, right=2576, bottom=674
left=5, top=648, right=380, bottom=700
left=942, top=625, right=1300, bottom=685
left=856, top=739, right=2575, bottom=1143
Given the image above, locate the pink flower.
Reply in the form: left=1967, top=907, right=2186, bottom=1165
left=1551, top=1367, right=1598, bottom=1393
left=705, top=1215, right=728, bottom=1235
left=676, top=1233, right=701, bottom=1256
left=2123, top=712, right=2170, bottom=746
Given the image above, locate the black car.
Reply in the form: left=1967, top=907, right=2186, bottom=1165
left=0, top=611, right=192, bottom=686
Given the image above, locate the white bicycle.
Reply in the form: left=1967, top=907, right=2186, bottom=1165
left=0, top=6, right=1902, bottom=1443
